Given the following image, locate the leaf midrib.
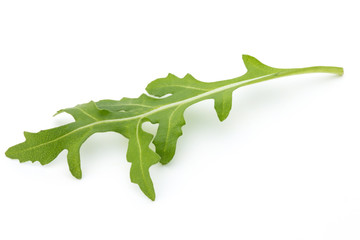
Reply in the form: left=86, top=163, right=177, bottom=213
left=19, top=73, right=275, bottom=152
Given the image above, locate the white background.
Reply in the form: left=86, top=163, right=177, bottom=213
left=0, top=1, right=359, bottom=239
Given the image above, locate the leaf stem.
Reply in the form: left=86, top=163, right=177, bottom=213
left=282, top=66, right=344, bottom=76
left=236, top=65, right=343, bottom=89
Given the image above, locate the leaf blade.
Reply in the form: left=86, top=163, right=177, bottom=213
left=5, top=55, right=344, bottom=200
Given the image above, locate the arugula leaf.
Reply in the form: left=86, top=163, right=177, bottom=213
left=5, top=55, right=343, bottom=200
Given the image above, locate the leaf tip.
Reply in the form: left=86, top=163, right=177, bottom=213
left=67, top=148, right=83, bottom=179
left=242, top=54, right=261, bottom=65
left=167, top=73, right=176, bottom=78
left=146, top=191, right=156, bottom=201
left=5, top=147, right=13, bottom=159
left=69, top=167, right=82, bottom=179
left=159, top=157, right=171, bottom=165
left=53, top=110, right=63, bottom=117
left=184, top=73, right=194, bottom=78
left=217, top=115, right=228, bottom=122
left=5, top=142, right=21, bottom=160
left=242, top=54, right=255, bottom=62
left=23, top=131, right=34, bottom=139
left=132, top=179, right=156, bottom=201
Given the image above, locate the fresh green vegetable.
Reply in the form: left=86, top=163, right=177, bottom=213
left=5, top=55, right=343, bottom=200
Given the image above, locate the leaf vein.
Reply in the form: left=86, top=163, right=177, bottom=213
left=75, top=106, right=99, bottom=121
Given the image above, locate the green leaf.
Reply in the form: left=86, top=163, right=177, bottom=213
left=5, top=55, right=343, bottom=200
